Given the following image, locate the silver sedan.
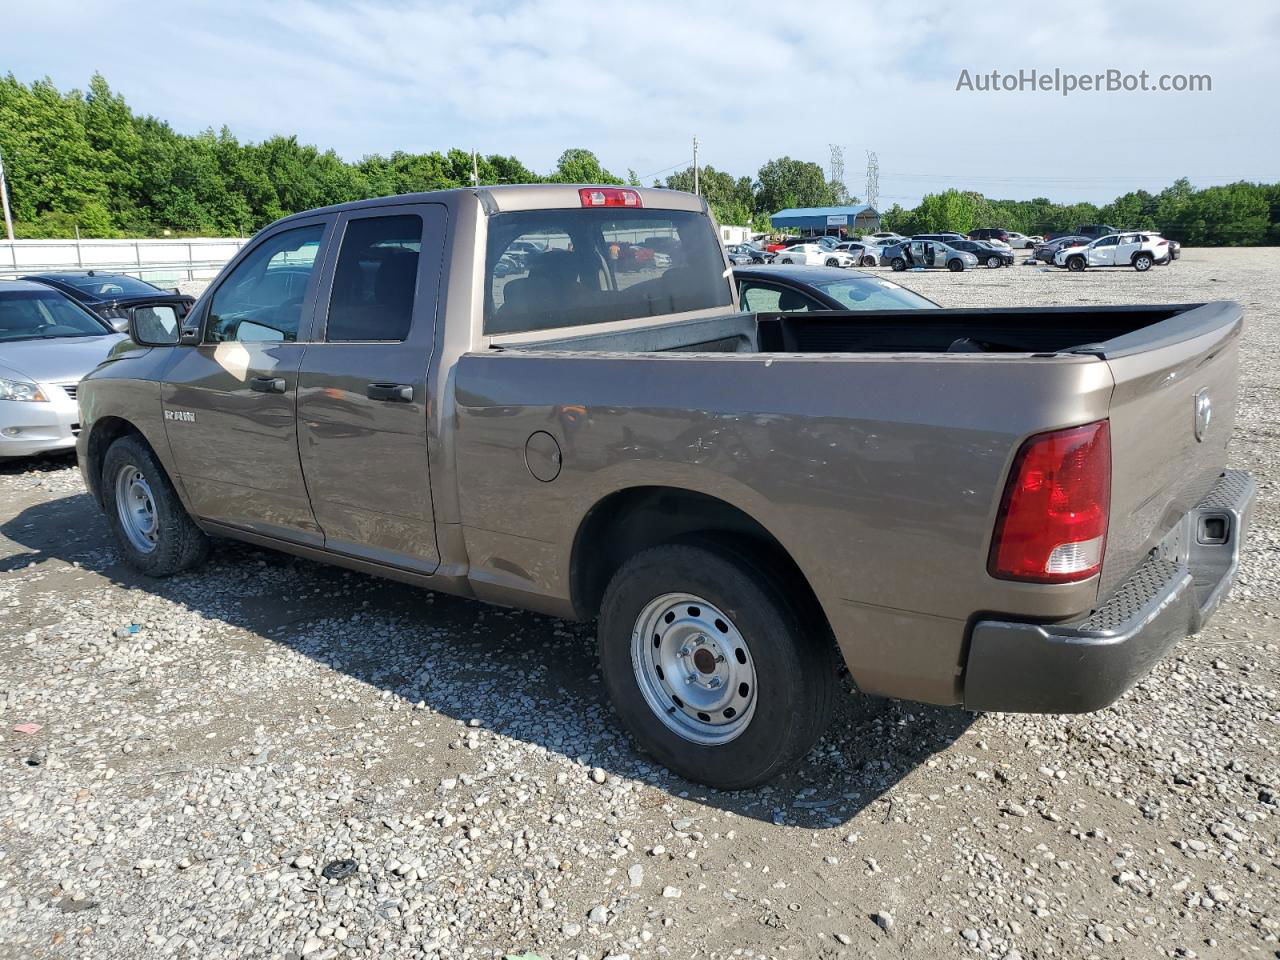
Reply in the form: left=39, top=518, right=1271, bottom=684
left=0, top=280, right=125, bottom=458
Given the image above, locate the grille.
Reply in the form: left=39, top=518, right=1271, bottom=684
left=58, top=382, right=78, bottom=401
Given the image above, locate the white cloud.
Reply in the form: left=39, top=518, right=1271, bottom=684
left=7, top=0, right=1278, bottom=204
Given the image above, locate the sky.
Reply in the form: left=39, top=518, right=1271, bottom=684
left=6, top=1, right=1278, bottom=208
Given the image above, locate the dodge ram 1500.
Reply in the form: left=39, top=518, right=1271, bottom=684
left=76, top=184, right=1255, bottom=788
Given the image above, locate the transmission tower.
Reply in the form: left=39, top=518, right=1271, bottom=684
left=828, top=144, right=845, bottom=198
left=864, top=150, right=880, bottom=210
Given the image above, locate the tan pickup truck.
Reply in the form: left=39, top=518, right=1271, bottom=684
left=76, top=184, right=1254, bottom=789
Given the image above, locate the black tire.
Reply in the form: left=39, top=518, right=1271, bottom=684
left=890, top=257, right=907, bottom=272
left=861, top=256, right=876, bottom=267
left=598, top=543, right=836, bottom=790
left=825, top=257, right=839, bottom=267
left=985, top=255, right=1002, bottom=268
left=1066, top=256, right=1086, bottom=272
left=781, top=257, right=793, bottom=264
left=1133, top=253, right=1153, bottom=271
left=102, top=435, right=209, bottom=577
left=947, top=259, right=964, bottom=272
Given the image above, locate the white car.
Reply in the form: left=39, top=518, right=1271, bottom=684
left=865, top=231, right=906, bottom=244
left=1054, top=233, right=1169, bottom=272
left=832, top=241, right=883, bottom=267
left=1004, top=232, right=1037, bottom=249
left=774, top=243, right=857, bottom=267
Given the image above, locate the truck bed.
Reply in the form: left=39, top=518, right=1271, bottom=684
left=507, top=302, right=1232, bottom=359
left=456, top=300, right=1243, bottom=704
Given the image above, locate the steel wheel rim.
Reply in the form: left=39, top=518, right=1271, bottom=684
left=114, top=463, right=159, bottom=554
left=631, top=592, right=757, bottom=745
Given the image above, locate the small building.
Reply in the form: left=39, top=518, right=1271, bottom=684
left=718, top=224, right=754, bottom=245
left=769, top=204, right=880, bottom=237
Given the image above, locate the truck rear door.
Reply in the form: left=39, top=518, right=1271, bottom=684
left=295, top=204, right=447, bottom=574
left=1098, top=303, right=1243, bottom=597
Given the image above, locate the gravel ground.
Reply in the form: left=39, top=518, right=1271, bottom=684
left=0, top=247, right=1276, bottom=960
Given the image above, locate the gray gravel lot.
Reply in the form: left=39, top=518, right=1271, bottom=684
left=0, top=248, right=1276, bottom=960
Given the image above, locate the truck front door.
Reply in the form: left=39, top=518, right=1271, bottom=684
left=295, top=204, right=446, bottom=574
left=162, top=218, right=332, bottom=544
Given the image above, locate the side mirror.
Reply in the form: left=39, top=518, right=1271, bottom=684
left=126, top=303, right=182, bottom=346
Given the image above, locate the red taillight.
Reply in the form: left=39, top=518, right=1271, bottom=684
left=989, top=420, right=1111, bottom=583
left=579, top=188, right=642, bottom=208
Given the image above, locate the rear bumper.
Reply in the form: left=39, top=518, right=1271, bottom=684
left=963, top=470, right=1255, bottom=713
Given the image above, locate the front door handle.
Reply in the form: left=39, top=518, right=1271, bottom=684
left=250, top=376, right=286, bottom=394
left=367, top=383, right=413, bottom=402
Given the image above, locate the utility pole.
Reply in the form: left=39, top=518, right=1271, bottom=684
left=864, top=150, right=880, bottom=211
left=471, top=149, right=479, bottom=187
left=0, top=146, right=14, bottom=242
left=692, top=136, right=699, bottom=197
left=828, top=144, right=845, bottom=199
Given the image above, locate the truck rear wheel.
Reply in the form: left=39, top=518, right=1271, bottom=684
left=102, top=435, right=209, bottom=577
left=598, top=543, right=836, bottom=790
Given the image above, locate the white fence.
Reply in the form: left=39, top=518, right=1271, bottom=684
left=0, top=237, right=247, bottom=287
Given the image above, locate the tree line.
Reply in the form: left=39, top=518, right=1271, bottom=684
left=1, top=73, right=1277, bottom=245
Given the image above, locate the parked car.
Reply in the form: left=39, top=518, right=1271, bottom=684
left=1165, top=238, right=1181, bottom=261
left=0, top=280, right=130, bottom=457
left=891, top=239, right=979, bottom=271
left=866, top=231, right=906, bottom=243
left=832, top=241, right=882, bottom=267
left=1033, top=235, right=1091, bottom=264
left=912, top=233, right=967, bottom=244
left=1054, top=233, right=1170, bottom=272
left=774, top=243, right=857, bottom=267
left=724, top=247, right=753, bottom=265
left=969, top=228, right=1010, bottom=245
left=733, top=264, right=940, bottom=312
left=78, top=184, right=1254, bottom=789
left=947, top=239, right=1014, bottom=268
left=22, top=272, right=194, bottom=330
left=726, top=243, right=772, bottom=264
left=1004, top=231, right=1037, bottom=249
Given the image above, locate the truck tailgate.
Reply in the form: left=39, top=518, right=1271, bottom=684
left=1098, top=302, right=1244, bottom=597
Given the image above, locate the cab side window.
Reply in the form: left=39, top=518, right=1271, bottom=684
left=326, top=215, right=423, bottom=342
left=206, top=224, right=326, bottom=343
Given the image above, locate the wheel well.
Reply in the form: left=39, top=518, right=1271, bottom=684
left=1131, top=250, right=1151, bottom=261
left=85, top=417, right=145, bottom=506
left=570, top=486, right=830, bottom=631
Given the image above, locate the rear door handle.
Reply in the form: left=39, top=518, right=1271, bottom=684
left=249, top=376, right=286, bottom=394
left=367, top=383, right=414, bottom=402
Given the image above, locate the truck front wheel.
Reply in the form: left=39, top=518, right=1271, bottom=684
left=102, top=435, right=210, bottom=577
left=598, top=543, right=836, bottom=790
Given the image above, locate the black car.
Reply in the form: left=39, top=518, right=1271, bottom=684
left=968, top=227, right=1010, bottom=245
left=22, top=272, right=194, bottom=328
left=946, top=239, right=1014, bottom=268
left=733, top=264, right=939, bottom=313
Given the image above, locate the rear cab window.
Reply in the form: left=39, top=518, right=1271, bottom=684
left=484, top=207, right=732, bottom=336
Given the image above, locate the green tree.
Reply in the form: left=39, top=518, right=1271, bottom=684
left=754, top=157, right=835, bottom=214
left=549, top=148, right=622, bottom=184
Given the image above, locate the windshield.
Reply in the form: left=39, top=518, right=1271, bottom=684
left=813, top=277, right=939, bottom=311
left=0, top=291, right=111, bottom=341
left=53, top=274, right=161, bottom=297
